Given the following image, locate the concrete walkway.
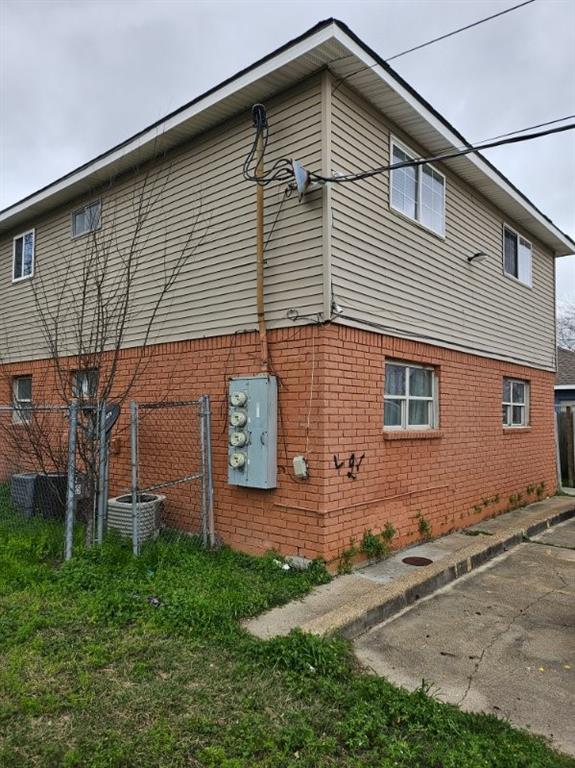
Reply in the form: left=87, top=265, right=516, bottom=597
left=355, top=518, right=575, bottom=756
left=245, top=496, right=575, bottom=640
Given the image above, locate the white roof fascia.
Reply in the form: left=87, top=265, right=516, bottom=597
left=0, top=23, right=337, bottom=230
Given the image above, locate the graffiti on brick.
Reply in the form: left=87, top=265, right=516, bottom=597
left=333, top=452, right=365, bottom=480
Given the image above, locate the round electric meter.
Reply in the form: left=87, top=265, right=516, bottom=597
left=229, top=451, right=247, bottom=469
left=230, top=410, right=247, bottom=427
left=230, top=391, right=247, bottom=407
left=230, top=431, right=247, bottom=447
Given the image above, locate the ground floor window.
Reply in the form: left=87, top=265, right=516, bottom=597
left=72, top=369, right=99, bottom=401
left=503, top=378, right=529, bottom=427
left=384, top=360, right=437, bottom=429
left=12, top=375, right=32, bottom=423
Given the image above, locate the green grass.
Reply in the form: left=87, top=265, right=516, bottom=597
left=0, top=485, right=572, bottom=767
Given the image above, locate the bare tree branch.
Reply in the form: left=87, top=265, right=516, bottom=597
left=0, top=145, right=210, bottom=542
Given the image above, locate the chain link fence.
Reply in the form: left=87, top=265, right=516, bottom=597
left=0, top=395, right=214, bottom=559
left=122, top=397, right=214, bottom=555
left=0, top=403, right=82, bottom=559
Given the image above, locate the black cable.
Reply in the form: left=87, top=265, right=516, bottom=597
left=264, top=187, right=292, bottom=253
left=310, top=122, right=575, bottom=184
left=242, top=103, right=293, bottom=187
left=470, top=114, right=575, bottom=146
left=415, top=114, right=575, bottom=166
left=386, top=0, right=536, bottom=62
left=242, top=106, right=573, bottom=193
left=332, top=0, right=536, bottom=96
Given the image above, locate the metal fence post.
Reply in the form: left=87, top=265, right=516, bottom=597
left=204, top=395, right=215, bottom=548
left=65, top=400, right=79, bottom=561
left=102, top=430, right=110, bottom=533
left=199, top=397, right=208, bottom=547
left=130, top=400, right=140, bottom=556
left=96, top=401, right=107, bottom=545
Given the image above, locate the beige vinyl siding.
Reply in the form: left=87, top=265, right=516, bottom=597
left=329, top=84, right=556, bottom=370
left=0, top=77, right=324, bottom=363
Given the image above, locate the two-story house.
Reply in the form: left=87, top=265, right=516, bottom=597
left=1, top=19, right=573, bottom=561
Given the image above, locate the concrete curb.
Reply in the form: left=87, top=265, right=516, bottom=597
left=299, top=503, right=575, bottom=640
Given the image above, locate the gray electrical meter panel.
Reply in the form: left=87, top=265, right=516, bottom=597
left=228, top=375, right=277, bottom=489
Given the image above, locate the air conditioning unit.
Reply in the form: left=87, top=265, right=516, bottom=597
left=10, top=473, right=37, bottom=518
left=10, top=473, right=68, bottom=519
left=107, top=493, right=165, bottom=544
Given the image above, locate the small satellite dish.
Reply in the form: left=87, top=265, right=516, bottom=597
left=104, top=403, right=121, bottom=433
left=292, top=159, right=311, bottom=202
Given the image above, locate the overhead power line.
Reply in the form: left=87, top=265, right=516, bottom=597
left=309, top=122, right=575, bottom=185
left=386, top=0, right=536, bottom=62
left=332, top=0, right=537, bottom=95
left=471, top=114, right=575, bottom=145
left=242, top=106, right=574, bottom=190
left=399, top=114, right=575, bottom=166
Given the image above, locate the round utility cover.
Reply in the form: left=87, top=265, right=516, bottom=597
left=402, top=556, right=433, bottom=567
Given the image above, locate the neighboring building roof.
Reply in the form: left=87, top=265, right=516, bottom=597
left=1, top=18, right=573, bottom=255
left=557, top=347, right=575, bottom=387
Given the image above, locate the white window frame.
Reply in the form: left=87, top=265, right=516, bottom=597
left=384, top=360, right=438, bottom=431
left=12, top=375, right=32, bottom=424
left=71, top=200, right=101, bottom=238
left=12, top=229, right=35, bottom=282
left=389, top=137, right=446, bottom=237
left=502, top=377, right=529, bottom=427
left=502, top=224, right=532, bottom=288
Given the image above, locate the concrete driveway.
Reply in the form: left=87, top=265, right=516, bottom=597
left=355, top=518, right=575, bottom=756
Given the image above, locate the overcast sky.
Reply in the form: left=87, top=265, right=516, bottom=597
left=1, top=0, right=574, bottom=303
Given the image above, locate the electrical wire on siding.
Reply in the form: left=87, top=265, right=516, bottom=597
left=309, top=123, right=575, bottom=185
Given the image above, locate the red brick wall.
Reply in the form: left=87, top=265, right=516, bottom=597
left=316, top=325, right=556, bottom=560
left=0, top=324, right=556, bottom=562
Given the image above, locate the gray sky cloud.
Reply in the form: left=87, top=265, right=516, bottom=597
left=1, top=0, right=574, bottom=301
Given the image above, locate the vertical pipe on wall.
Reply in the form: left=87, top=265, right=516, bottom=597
left=256, top=130, right=269, bottom=372
left=65, top=400, right=78, bottom=561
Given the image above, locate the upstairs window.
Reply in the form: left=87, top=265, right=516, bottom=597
left=390, top=141, right=445, bottom=236
left=502, top=378, right=529, bottom=427
left=13, top=230, right=35, bottom=281
left=503, top=225, right=532, bottom=286
left=384, top=361, right=438, bottom=430
left=72, top=201, right=101, bottom=237
left=13, top=375, right=32, bottom=424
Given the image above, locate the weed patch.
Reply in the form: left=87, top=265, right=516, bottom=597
left=0, top=487, right=571, bottom=767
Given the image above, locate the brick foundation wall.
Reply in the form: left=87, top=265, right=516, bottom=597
left=0, top=324, right=557, bottom=562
